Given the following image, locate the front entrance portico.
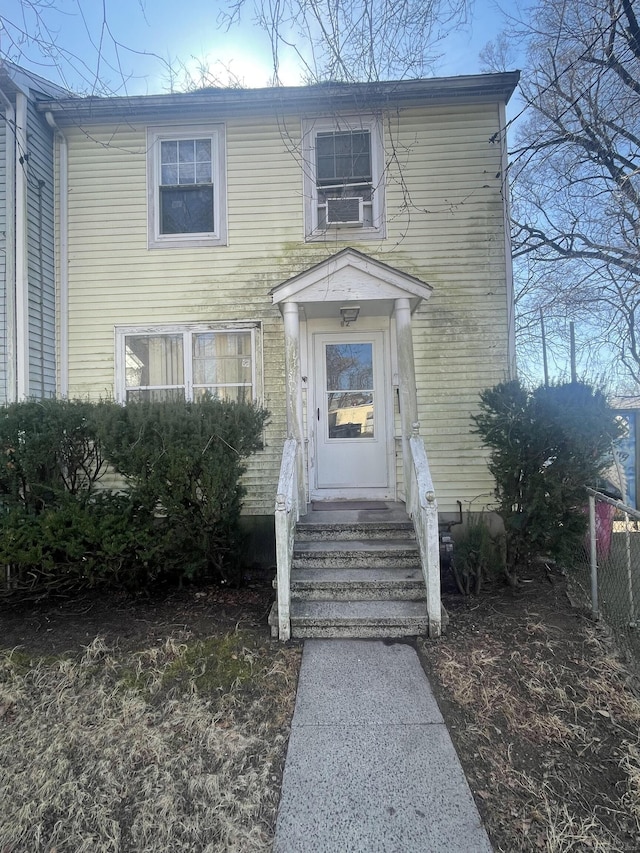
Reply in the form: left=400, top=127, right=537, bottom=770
left=270, top=248, right=433, bottom=509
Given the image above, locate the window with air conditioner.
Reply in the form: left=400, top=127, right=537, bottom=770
left=147, top=125, right=227, bottom=249
left=303, top=117, right=386, bottom=240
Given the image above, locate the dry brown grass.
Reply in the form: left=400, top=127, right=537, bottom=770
left=419, top=610, right=640, bottom=852
left=511, top=774, right=623, bottom=853
left=0, top=632, right=301, bottom=852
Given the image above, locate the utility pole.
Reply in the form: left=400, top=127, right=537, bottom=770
left=540, top=308, right=549, bottom=387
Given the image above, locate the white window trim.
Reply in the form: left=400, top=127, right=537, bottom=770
left=147, top=124, right=228, bottom=249
left=302, top=115, right=386, bottom=242
left=115, top=322, right=262, bottom=404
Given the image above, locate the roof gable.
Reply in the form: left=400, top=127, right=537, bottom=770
left=270, top=248, right=432, bottom=312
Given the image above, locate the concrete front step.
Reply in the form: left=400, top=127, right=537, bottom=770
left=269, top=506, right=438, bottom=640
left=288, top=600, right=429, bottom=638
left=295, top=521, right=415, bottom=542
left=293, top=539, right=420, bottom=570
left=287, top=567, right=426, bottom=601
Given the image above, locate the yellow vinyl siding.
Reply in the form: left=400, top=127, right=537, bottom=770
left=383, top=105, right=509, bottom=511
left=63, top=102, right=510, bottom=514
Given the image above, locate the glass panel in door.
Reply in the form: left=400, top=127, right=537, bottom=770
left=325, top=342, right=374, bottom=439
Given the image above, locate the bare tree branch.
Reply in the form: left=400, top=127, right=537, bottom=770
left=510, top=0, right=640, bottom=390
left=0, top=0, right=169, bottom=94
left=221, top=0, right=469, bottom=83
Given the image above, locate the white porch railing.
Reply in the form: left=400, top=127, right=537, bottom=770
left=274, top=438, right=300, bottom=641
left=408, top=423, right=442, bottom=637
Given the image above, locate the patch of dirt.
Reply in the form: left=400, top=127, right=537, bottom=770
left=0, top=582, right=275, bottom=656
left=419, top=565, right=640, bottom=853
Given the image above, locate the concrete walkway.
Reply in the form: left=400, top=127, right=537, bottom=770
left=273, top=639, right=492, bottom=853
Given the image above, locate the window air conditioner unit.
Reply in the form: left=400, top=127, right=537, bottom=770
left=326, top=197, right=364, bottom=226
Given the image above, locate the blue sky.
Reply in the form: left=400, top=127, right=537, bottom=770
left=1, top=0, right=520, bottom=95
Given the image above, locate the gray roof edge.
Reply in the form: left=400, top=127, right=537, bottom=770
left=0, top=59, right=72, bottom=100
left=36, top=72, right=520, bottom=122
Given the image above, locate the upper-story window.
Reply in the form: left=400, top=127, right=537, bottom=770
left=303, top=117, right=385, bottom=241
left=147, top=125, right=227, bottom=249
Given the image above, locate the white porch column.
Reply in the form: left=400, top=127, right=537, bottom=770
left=282, top=301, right=306, bottom=509
left=395, top=297, right=419, bottom=502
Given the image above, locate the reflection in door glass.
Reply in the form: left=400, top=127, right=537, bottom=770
left=325, top=343, right=374, bottom=439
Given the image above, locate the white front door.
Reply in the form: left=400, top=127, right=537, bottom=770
left=312, top=331, right=391, bottom=499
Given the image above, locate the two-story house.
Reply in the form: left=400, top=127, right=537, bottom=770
left=37, top=73, right=519, bottom=638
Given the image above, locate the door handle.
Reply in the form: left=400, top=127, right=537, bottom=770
left=317, top=408, right=320, bottom=421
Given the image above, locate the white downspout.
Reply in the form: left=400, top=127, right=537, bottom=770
left=15, top=92, right=29, bottom=400
left=0, top=87, right=16, bottom=402
left=45, top=111, right=68, bottom=398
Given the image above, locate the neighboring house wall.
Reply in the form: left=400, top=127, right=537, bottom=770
left=0, top=109, right=7, bottom=403
left=58, top=95, right=512, bottom=515
left=0, top=62, right=63, bottom=403
left=26, top=99, right=56, bottom=399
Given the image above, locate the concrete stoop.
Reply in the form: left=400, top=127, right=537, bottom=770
left=270, top=505, right=440, bottom=639
left=295, top=519, right=416, bottom=542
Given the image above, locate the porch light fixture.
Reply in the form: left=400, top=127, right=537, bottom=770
left=340, top=305, right=360, bottom=327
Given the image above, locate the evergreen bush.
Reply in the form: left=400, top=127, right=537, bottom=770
left=0, top=397, right=269, bottom=600
left=473, top=380, right=623, bottom=583
left=0, top=398, right=110, bottom=512
left=96, top=398, right=269, bottom=585
left=0, top=494, right=161, bottom=600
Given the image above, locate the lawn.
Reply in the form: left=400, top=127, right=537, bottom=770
left=1, top=569, right=639, bottom=851
left=0, top=586, right=301, bottom=852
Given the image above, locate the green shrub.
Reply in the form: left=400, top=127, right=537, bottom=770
left=0, top=493, right=162, bottom=600
left=0, top=397, right=269, bottom=601
left=97, top=398, right=269, bottom=585
left=473, top=380, right=623, bottom=582
left=0, top=398, right=111, bottom=513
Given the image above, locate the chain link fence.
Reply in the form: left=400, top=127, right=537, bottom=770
left=568, top=489, right=640, bottom=666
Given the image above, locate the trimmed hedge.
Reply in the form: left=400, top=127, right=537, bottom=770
left=0, top=398, right=269, bottom=601
left=0, top=399, right=107, bottom=512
